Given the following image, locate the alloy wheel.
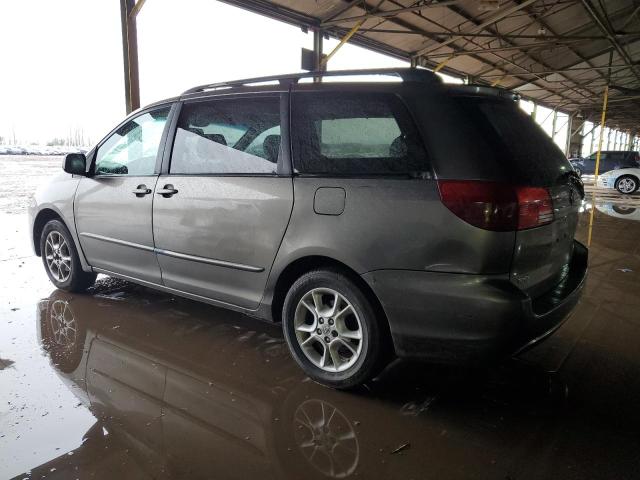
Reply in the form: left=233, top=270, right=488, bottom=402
left=618, top=177, right=637, bottom=194
left=44, top=231, right=72, bottom=282
left=294, top=288, right=363, bottom=373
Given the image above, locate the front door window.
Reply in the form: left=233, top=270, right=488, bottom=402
left=95, top=108, right=170, bottom=175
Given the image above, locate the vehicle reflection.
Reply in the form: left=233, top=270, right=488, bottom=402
left=31, top=281, right=625, bottom=479
left=595, top=200, right=640, bottom=222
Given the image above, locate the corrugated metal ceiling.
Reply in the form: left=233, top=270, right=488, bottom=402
left=222, top=0, right=640, bottom=132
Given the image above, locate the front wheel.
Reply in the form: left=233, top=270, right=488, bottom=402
left=282, top=269, right=388, bottom=389
left=615, top=175, right=639, bottom=194
left=40, top=220, right=97, bottom=292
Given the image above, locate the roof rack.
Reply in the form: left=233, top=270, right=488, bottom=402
left=182, top=68, right=441, bottom=95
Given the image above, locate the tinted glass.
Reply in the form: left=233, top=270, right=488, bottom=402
left=608, top=152, right=625, bottom=163
left=455, top=97, right=571, bottom=185
left=95, top=108, right=170, bottom=175
left=171, top=97, right=281, bottom=174
left=292, top=92, right=428, bottom=175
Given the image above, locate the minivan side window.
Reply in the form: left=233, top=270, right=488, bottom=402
left=292, top=92, right=428, bottom=175
left=587, top=152, right=607, bottom=162
left=170, top=97, right=281, bottom=175
left=95, top=107, right=170, bottom=175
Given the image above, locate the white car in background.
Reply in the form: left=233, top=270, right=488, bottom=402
left=597, top=168, right=640, bottom=194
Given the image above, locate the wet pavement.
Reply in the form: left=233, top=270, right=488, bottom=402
left=1, top=155, right=640, bottom=479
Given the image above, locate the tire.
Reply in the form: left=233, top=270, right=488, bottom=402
left=282, top=268, right=388, bottom=389
left=40, top=219, right=96, bottom=292
left=615, top=175, right=639, bottom=195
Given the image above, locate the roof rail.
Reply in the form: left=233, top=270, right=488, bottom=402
left=182, top=68, right=441, bottom=95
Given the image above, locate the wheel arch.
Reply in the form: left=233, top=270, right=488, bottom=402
left=269, top=255, right=394, bottom=353
left=33, top=208, right=65, bottom=256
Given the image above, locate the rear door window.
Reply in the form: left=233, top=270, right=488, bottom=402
left=170, top=97, right=281, bottom=175
left=291, top=92, right=428, bottom=175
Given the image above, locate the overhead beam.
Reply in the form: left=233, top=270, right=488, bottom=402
left=439, top=2, right=595, bottom=101
left=514, top=0, right=607, bottom=86
left=353, top=28, right=625, bottom=40
left=425, top=40, right=584, bottom=57
left=321, top=0, right=364, bottom=22
left=580, top=0, right=640, bottom=85
left=414, top=0, right=538, bottom=56
left=351, top=0, right=572, bottom=102
left=463, top=2, right=636, bottom=82
left=322, top=0, right=463, bottom=27
left=480, top=63, right=634, bottom=77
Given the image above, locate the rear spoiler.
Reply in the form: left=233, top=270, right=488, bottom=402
left=446, top=84, right=520, bottom=102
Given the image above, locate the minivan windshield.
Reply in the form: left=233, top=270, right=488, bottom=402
left=455, top=96, right=573, bottom=186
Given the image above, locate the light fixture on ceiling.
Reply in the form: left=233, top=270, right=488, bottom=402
left=538, top=27, right=547, bottom=36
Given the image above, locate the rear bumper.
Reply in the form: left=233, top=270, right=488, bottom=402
left=362, top=241, right=588, bottom=363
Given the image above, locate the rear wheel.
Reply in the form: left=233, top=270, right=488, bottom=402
left=40, top=220, right=96, bottom=292
left=282, top=269, right=388, bottom=389
left=615, top=175, right=639, bottom=194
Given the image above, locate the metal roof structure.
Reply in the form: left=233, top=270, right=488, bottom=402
left=218, top=0, right=640, bottom=132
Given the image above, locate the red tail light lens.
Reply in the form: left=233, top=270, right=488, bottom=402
left=437, top=180, right=553, bottom=231
left=516, top=186, right=554, bottom=229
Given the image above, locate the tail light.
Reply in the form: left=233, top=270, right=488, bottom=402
left=438, top=180, right=554, bottom=231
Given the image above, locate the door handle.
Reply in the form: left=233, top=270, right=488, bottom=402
left=156, top=184, right=178, bottom=198
left=132, top=185, right=152, bottom=197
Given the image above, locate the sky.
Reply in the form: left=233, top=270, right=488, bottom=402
left=0, top=0, right=419, bottom=146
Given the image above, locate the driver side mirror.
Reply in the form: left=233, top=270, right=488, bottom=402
left=63, top=153, right=87, bottom=176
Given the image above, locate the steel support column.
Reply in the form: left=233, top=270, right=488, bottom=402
left=312, top=28, right=324, bottom=82
left=120, top=0, right=140, bottom=114
left=313, top=28, right=324, bottom=72
left=594, top=85, right=609, bottom=182
left=565, top=114, right=573, bottom=156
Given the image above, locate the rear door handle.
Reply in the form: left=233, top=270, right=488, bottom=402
left=132, top=185, right=152, bottom=197
left=156, top=184, right=178, bottom=198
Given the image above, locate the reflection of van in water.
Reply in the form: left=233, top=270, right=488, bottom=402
left=35, top=286, right=563, bottom=480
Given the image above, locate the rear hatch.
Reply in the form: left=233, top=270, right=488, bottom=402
left=452, top=94, right=583, bottom=298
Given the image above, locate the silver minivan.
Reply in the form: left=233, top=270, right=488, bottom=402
left=29, top=69, right=587, bottom=388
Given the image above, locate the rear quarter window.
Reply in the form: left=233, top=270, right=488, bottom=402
left=291, top=92, right=428, bottom=176
left=454, top=97, right=573, bottom=186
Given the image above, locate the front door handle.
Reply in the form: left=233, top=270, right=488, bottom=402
left=132, top=185, right=152, bottom=197
left=156, top=184, right=178, bottom=198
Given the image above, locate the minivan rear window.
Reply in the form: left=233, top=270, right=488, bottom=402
left=455, top=97, right=573, bottom=186
left=292, top=92, right=428, bottom=175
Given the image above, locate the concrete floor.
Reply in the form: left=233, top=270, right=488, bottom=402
left=1, top=156, right=639, bottom=479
